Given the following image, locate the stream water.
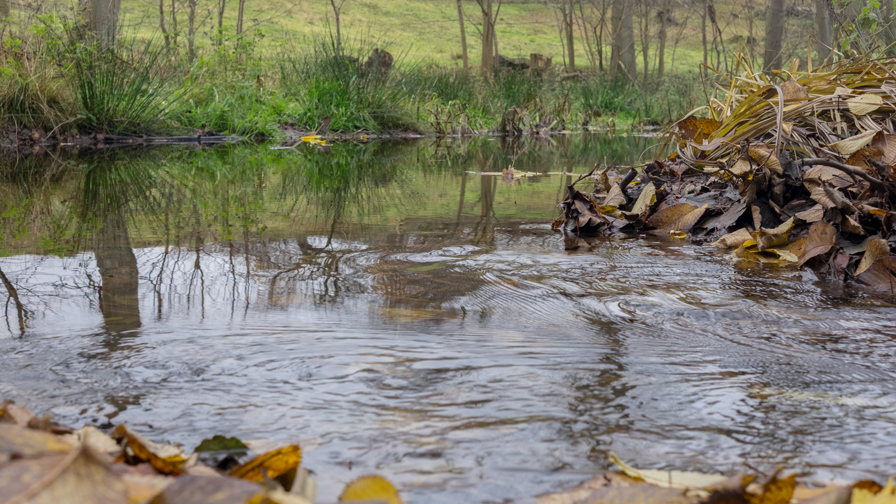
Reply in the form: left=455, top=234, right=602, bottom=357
left=1, top=135, right=895, bottom=503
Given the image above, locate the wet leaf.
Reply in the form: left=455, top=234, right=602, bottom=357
left=647, top=203, right=698, bottom=229
left=847, top=93, right=883, bottom=116
left=608, top=452, right=728, bottom=489
left=229, top=444, right=302, bottom=482
left=712, top=228, right=753, bottom=249
left=852, top=477, right=896, bottom=504
left=111, top=425, right=192, bottom=476
left=708, top=202, right=747, bottom=231
left=830, top=129, right=879, bottom=156
left=0, top=400, right=36, bottom=427
left=0, top=443, right=128, bottom=504
left=760, top=217, right=794, bottom=237
left=746, top=473, right=797, bottom=504
left=603, top=184, right=628, bottom=208
left=623, top=183, right=656, bottom=217
left=856, top=257, right=896, bottom=294
left=339, top=475, right=403, bottom=504
left=798, top=221, right=837, bottom=267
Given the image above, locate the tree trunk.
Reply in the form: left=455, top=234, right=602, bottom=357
left=764, top=0, right=786, bottom=72
left=701, top=0, right=707, bottom=66
left=217, top=0, right=226, bottom=47
left=330, top=0, right=343, bottom=56
left=159, top=0, right=170, bottom=51
left=171, top=0, right=178, bottom=49
left=814, top=0, right=831, bottom=62
left=639, top=0, right=649, bottom=86
left=187, top=0, right=196, bottom=62
left=610, top=0, right=635, bottom=80
left=80, top=0, right=121, bottom=49
left=564, top=0, right=575, bottom=72
left=457, top=0, right=469, bottom=71
left=480, top=0, right=495, bottom=76
left=884, top=2, right=896, bottom=57
left=657, top=0, right=669, bottom=80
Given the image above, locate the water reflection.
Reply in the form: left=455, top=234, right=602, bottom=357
left=1, top=135, right=895, bottom=504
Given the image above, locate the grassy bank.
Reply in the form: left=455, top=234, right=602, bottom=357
left=0, top=14, right=705, bottom=139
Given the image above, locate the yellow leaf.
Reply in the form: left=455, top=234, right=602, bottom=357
left=301, top=135, right=321, bottom=143
left=830, top=129, right=879, bottom=156
left=847, top=93, right=883, bottom=116
left=339, top=475, right=403, bottom=504
left=712, top=228, right=753, bottom=249
left=852, top=477, right=896, bottom=504
left=670, top=230, right=687, bottom=241
left=608, top=452, right=728, bottom=489
left=230, top=445, right=302, bottom=482
left=624, top=183, right=656, bottom=217
left=747, top=473, right=797, bottom=504
left=111, top=425, right=190, bottom=476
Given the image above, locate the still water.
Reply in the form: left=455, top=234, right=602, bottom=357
left=0, top=135, right=895, bottom=503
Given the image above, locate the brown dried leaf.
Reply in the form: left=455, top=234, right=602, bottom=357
left=795, top=204, right=824, bottom=223
left=804, top=166, right=854, bottom=188
left=781, top=80, right=809, bottom=101
left=712, top=228, right=753, bottom=249
left=647, top=203, right=697, bottom=229
left=798, top=221, right=837, bottom=267
left=0, top=400, right=36, bottom=427
left=747, top=147, right=783, bottom=175
left=603, top=184, right=628, bottom=208
left=676, top=116, right=721, bottom=143
left=146, top=474, right=263, bottom=504
left=870, top=131, right=896, bottom=165
left=856, top=238, right=891, bottom=276
left=842, top=214, right=866, bottom=235
left=0, top=443, right=128, bottom=504
left=857, top=257, right=896, bottom=294
left=111, top=425, right=191, bottom=476
left=624, top=183, right=656, bottom=217
left=0, top=424, right=72, bottom=461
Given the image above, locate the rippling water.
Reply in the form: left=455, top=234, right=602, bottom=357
left=1, top=136, right=895, bottom=503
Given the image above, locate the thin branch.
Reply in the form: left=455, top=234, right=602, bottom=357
left=796, top=157, right=890, bottom=192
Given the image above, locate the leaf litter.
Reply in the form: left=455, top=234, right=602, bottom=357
left=556, top=53, right=896, bottom=294
left=0, top=399, right=402, bottom=504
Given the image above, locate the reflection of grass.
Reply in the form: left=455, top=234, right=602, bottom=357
left=0, top=135, right=660, bottom=253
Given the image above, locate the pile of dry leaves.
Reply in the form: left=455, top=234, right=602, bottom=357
left=0, top=399, right=402, bottom=504
left=556, top=54, right=896, bottom=294
left=538, top=452, right=894, bottom=504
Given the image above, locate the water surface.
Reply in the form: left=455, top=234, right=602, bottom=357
left=1, top=135, right=894, bottom=503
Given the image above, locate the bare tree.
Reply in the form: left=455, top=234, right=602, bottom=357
left=609, top=0, right=635, bottom=80
left=814, top=0, right=832, bottom=63
left=79, top=0, right=121, bottom=49
left=457, top=0, right=469, bottom=71
left=171, top=0, right=178, bottom=50
left=475, top=0, right=501, bottom=76
left=700, top=0, right=708, bottom=66
left=217, top=0, right=226, bottom=47
left=582, top=0, right=611, bottom=71
left=237, top=0, right=246, bottom=38
left=656, top=0, right=672, bottom=80
left=187, top=0, right=197, bottom=61
left=330, top=0, right=346, bottom=56
left=637, top=0, right=650, bottom=85
left=764, top=0, right=786, bottom=72
left=561, top=0, right=576, bottom=72
left=158, top=0, right=171, bottom=51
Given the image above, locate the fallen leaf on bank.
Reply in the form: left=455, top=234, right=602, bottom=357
left=70, top=426, right=120, bottom=454
left=798, top=221, right=837, bottom=267
left=112, top=425, right=194, bottom=476
left=676, top=116, right=721, bottom=143
left=0, top=443, right=128, bottom=504
left=847, top=93, right=884, bottom=116
left=608, top=452, right=728, bottom=489
left=852, top=477, right=896, bottom=504
left=855, top=238, right=891, bottom=275
left=623, top=183, right=656, bottom=217
left=830, top=129, right=879, bottom=156
left=746, top=472, right=797, bottom=504
left=146, top=474, right=267, bottom=504
left=795, top=204, right=825, bottom=223
left=747, top=147, right=783, bottom=175
left=857, top=256, right=896, bottom=293
left=229, top=444, right=302, bottom=482
left=0, top=423, right=72, bottom=461
left=339, top=475, right=403, bottom=504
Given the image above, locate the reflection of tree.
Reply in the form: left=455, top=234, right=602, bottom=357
left=95, top=212, right=141, bottom=333
left=0, top=266, right=28, bottom=336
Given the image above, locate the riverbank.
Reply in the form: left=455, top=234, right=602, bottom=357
left=0, top=17, right=703, bottom=142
